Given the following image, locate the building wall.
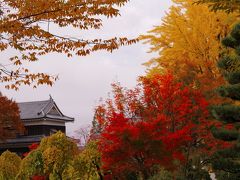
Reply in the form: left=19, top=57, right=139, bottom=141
left=25, top=125, right=66, bottom=136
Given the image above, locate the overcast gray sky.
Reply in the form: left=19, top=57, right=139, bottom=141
left=1, top=0, right=172, bottom=135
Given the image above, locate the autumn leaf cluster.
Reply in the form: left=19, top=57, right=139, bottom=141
left=0, top=0, right=137, bottom=89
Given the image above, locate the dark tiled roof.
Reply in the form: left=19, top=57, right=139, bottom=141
left=0, top=135, right=74, bottom=149
left=18, top=100, right=52, bottom=119
left=17, top=98, right=74, bottom=122
left=0, top=135, right=44, bottom=149
left=1, top=135, right=44, bottom=144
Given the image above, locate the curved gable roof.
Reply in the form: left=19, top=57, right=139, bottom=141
left=17, top=98, right=74, bottom=122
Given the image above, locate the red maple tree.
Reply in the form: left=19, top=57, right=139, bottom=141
left=95, top=74, right=214, bottom=178
left=23, top=143, right=39, bottom=157
left=0, top=93, right=24, bottom=140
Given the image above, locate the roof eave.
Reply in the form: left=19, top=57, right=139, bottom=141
left=45, top=116, right=75, bottom=122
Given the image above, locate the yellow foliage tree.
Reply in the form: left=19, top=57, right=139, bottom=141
left=17, top=149, right=44, bottom=179
left=17, top=131, right=78, bottom=179
left=0, top=0, right=137, bottom=89
left=140, top=0, right=238, bottom=101
left=63, top=140, right=102, bottom=180
left=0, top=151, right=21, bottom=179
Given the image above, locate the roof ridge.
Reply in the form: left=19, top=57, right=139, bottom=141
left=18, top=99, right=50, bottom=104
left=40, top=99, right=54, bottom=115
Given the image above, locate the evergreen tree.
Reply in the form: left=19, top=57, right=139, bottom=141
left=211, top=23, right=240, bottom=179
left=196, top=0, right=240, bottom=13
